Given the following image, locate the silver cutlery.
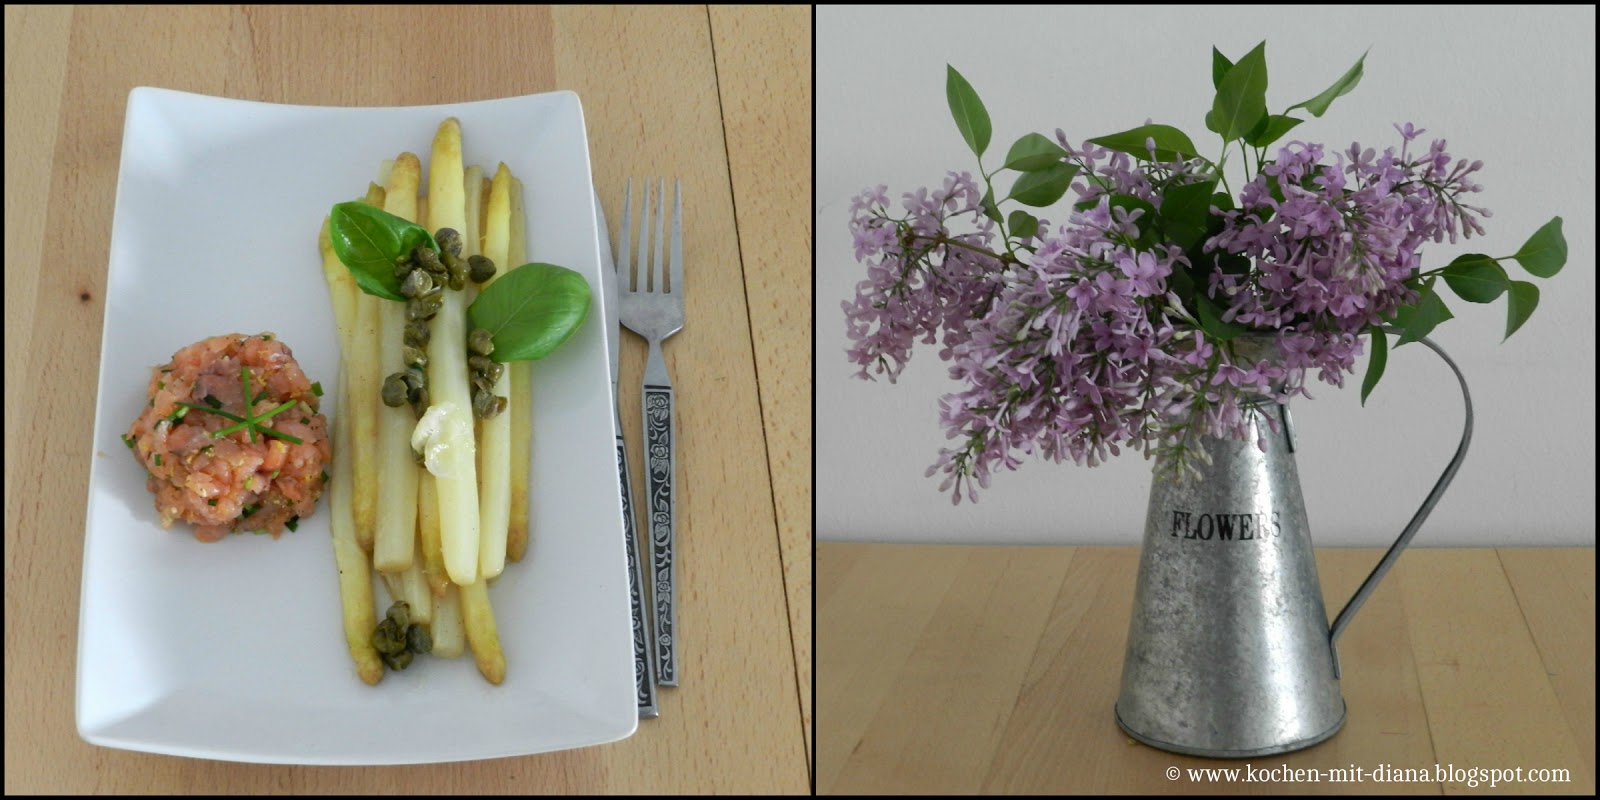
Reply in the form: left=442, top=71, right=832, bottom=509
left=617, top=177, right=683, bottom=687
left=597, top=193, right=658, bottom=717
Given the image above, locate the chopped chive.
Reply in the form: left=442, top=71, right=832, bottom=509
left=166, top=406, right=189, bottom=424
left=203, top=394, right=222, bottom=409
left=122, top=434, right=135, bottom=449
left=285, top=516, right=299, bottom=532
left=241, top=504, right=260, bottom=518
left=154, top=454, right=163, bottom=466
left=201, top=445, right=214, bottom=455
left=261, top=333, right=274, bottom=341
left=320, top=470, right=329, bottom=483
left=207, top=499, right=218, bottom=507
left=157, top=380, right=165, bottom=390
left=252, top=528, right=270, bottom=535
left=160, top=367, right=174, bottom=373
left=149, top=397, right=155, bottom=407
left=271, top=469, right=280, bottom=479
left=311, top=382, right=323, bottom=397
left=300, top=417, right=310, bottom=424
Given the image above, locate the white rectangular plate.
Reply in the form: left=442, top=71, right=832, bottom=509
left=79, top=88, right=636, bottom=764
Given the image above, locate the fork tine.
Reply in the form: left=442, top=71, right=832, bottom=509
left=652, top=177, right=667, bottom=294
left=619, top=178, right=633, bottom=290
left=670, top=179, right=683, bottom=295
left=637, top=178, right=653, bottom=292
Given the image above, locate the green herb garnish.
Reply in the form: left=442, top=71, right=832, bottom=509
left=122, top=434, right=135, bottom=449
left=328, top=202, right=438, bottom=301
left=208, top=499, right=218, bottom=506
left=285, top=516, right=299, bottom=532
left=153, top=454, right=163, bottom=466
left=203, top=394, right=222, bottom=409
left=174, top=366, right=304, bottom=445
left=467, top=262, right=592, bottom=362
left=261, top=333, right=273, bottom=341
left=241, top=504, right=260, bottom=518
left=311, top=382, right=324, bottom=397
left=201, top=445, right=214, bottom=455
left=157, top=380, right=165, bottom=390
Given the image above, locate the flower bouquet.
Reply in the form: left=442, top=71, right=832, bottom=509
left=844, top=43, right=1568, bottom=503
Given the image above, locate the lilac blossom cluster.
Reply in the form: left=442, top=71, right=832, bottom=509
left=844, top=126, right=1489, bottom=503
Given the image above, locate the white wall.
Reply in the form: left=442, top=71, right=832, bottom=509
left=817, top=5, right=1597, bottom=547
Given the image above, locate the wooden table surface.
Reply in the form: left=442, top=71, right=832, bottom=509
left=820, top=543, right=1595, bottom=795
left=3, top=6, right=811, bottom=794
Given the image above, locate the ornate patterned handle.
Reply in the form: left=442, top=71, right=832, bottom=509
left=644, top=383, right=678, bottom=686
left=617, top=427, right=658, bottom=716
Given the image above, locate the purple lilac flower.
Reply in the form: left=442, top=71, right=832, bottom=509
left=845, top=125, right=1490, bottom=502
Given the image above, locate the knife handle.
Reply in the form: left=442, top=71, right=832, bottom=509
left=617, top=422, right=658, bottom=716
left=643, top=374, right=678, bottom=686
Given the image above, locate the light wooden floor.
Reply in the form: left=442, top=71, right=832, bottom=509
left=819, top=543, right=1595, bottom=795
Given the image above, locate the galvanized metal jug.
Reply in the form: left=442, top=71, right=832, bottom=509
left=1115, top=331, right=1473, bottom=757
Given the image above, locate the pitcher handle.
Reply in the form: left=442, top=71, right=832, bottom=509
left=1327, top=327, right=1473, bottom=679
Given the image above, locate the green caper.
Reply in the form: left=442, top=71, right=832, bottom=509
left=439, top=249, right=459, bottom=270
left=401, top=268, right=433, bottom=299
left=494, top=396, right=508, bottom=417
left=480, top=361, right=504, bottom=386
left=472, top=387, right=496, bottom=419
left=409, top=385, right=429, bottom=409
left=446, top=260, right=467, bottom=291
left=467, top=254, right=497, bottom=284
left=468, top=329, right=495, bottom=357
left=406, top=623, right=433, bottom=654
left=372, top=618, right=405, bottom=655
left=403, top=366, right=426, bottom=390
left=387, top=600, right=411, bottom=630
left=382, top=649, right=415, bottom=670
left=402, top=345, right=427, bottom=368
left=404, top=320, right=431, bottom=347
left=414, top=246, right=443, bottom=273
left=406, top=299, right=431, bottom=322
left=471, top=374, right=496, bottom=398
left=393, top=259, right=415, bottom=279
left=468, top=354, right=495, bottom=372
left=434, top=228, right=462, bottom=257
left=381, top=374, right=408, bottom=407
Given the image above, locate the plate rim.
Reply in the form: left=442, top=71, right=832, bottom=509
left=76, top=86, right=638, bottom=765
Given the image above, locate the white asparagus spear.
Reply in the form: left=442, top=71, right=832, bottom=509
left=477, top=163, right=514, bottom=579
left=460, top=577, right=505, bottom=684
left=431, top=582, right=465, bottom=658
left=348, top=183, right=387, bottom=552
left=506, top=177, right=532, bottom=562
left=422, top=117, right=481, bottom=586
left=373, top=154, right=422, bottom=573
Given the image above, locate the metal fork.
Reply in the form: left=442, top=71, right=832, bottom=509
left=618, top=177, right=683, bottom=686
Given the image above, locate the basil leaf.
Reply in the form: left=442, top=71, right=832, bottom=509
left=468, top=263, right=592, bottom=362
left=330, top=202, right=436, bottom=302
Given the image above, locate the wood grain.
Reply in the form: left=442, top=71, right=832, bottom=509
left=708, top=4, right=815, bottom=770
left=820, top=543, right=1597, bottom=796
left=2, top=5, right=808, bottom=794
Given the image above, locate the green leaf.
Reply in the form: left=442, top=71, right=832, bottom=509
left=1003, top=133, right=1067, bottom=172
left=946, top=65, right=991, bottom=158
left=1360, top=327, right=1387, bottom=406
left=1006, top=162, right=1079, bottom=207
left=1288, top=49, right=1367, bottom=118
left=1440, top=254, right=1507, bottom=303
left=1007, top=210, right=1039, bottom=240
left=1211, top=192, right=1235, bottom=212
left=467, top=263, right=593, bottom=362
left=1211, top=46, right=1233, bottom=90
left=1503, top=280, right=1540, bottom=341
left=1389, top=278, right=1454, bottom=345
left=1512, top=216, right=1567, bottom=277
left=1210, top=40, right=1268, bottom=142
left=1204, top=109, right=1220, bottom=135
left=1245, top=114, right=1303, bottom=148
left=980, top=186, right=1002, bottom=223
left=1159, top=179, right=1219, bottom=248
left=1195, top=294, right=1245, bottom=341
left=329, top=202, right=437, bottom=302
left=1088, top=124, right=1200, bottom=162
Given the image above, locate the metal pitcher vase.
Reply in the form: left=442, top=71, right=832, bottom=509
left=1115, top=330, right=1473, bottom=758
